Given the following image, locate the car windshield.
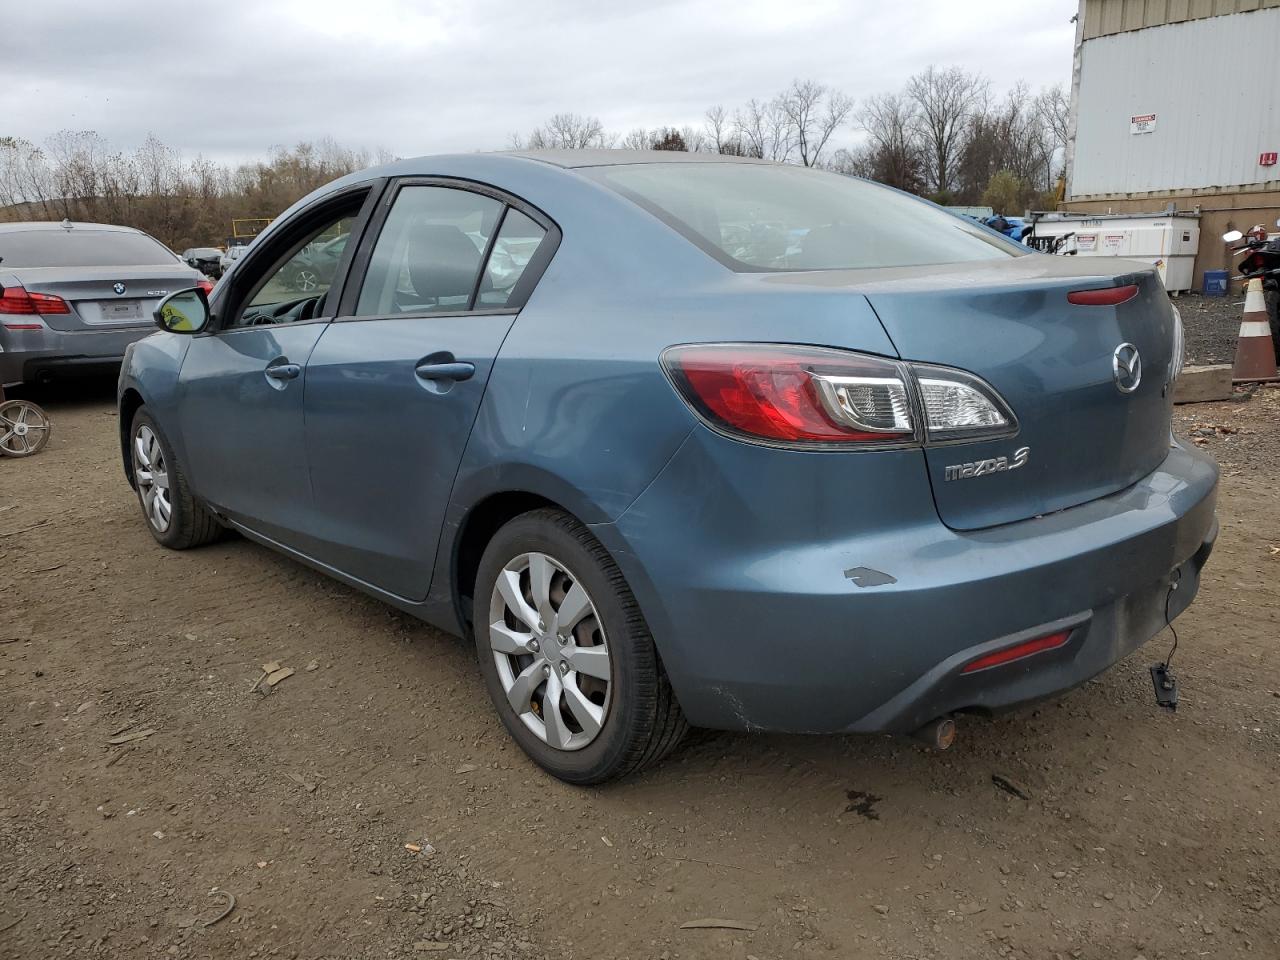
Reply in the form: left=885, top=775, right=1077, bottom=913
left=586, top=162, right=1025, bottom=272
left=0, top=229, right=177, bottom=268
left=187, top=247, right=221, bottom=258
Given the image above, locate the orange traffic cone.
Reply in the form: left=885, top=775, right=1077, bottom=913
left=1232, top=278, right=1278, bottom=380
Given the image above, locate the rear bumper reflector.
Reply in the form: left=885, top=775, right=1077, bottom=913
left=960, top=629, right=1072, bottom=674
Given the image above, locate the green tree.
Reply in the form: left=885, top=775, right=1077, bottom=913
left=982, top=169, right=1028, bottom=215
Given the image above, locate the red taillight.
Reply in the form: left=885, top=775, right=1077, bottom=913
left=1067, top=284, right=1139, bottom=306
left=0, top=285, right=70, bottom=316
left=196, top=279, right=215, bottom=295
left=662, top=344, right=915, bottom=445
left=960, top=630, right=1072, bottom=674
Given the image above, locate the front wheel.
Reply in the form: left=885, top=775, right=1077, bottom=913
left=473, top=509, right=687, bottom=784
left=130, top=409, right=222, bottom=549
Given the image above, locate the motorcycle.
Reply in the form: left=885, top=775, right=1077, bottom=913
left=1223, top=220, right=1280, bottom=359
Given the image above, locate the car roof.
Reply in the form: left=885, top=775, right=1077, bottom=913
left=0, top=221, right=146, bottom=235
left=501, top=149, right=772, bottom=169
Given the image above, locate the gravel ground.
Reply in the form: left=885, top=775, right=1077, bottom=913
left=1, top=381, right=1279, bottom=960
left=1178, top=291, right=1254, bottom=366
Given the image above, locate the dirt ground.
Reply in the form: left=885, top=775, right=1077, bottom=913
left=1176, top=292, right=1251, bottom=367
left=2, top=374, right=1279, bottom=960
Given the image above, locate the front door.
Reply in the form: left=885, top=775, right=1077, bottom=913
left=303, top=181, right=557, bottom=599
left=177, top=192, right=372, bottom=544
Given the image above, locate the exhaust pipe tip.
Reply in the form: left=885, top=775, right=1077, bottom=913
left=912, top=716, right=957, bottom=750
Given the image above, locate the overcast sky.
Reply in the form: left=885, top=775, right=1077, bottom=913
left=4, top=0, right=1078, bottom=164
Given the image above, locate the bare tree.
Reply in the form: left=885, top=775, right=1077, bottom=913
left=619, top=127, right=653, bottom=151
left=704, top=105, right=730, bottom=153
left=1035, top=84, right=1070, bottom=181
left=517, top=113, right=614, bottom=150
left=779, top=79, right=855, bottom=167
left=906, top=66, right=989, bottom=198
left=734, top=97, right=792, bottom=161
left=857, top=92, right=923, bottom=191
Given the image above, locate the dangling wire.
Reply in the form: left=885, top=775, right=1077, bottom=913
left=1162, top=567, right=1183, bottom=669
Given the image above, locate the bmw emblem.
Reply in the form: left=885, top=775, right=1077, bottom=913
left=112, top=282, right=127, bottom=296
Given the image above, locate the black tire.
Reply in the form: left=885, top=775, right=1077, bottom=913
left=473, top=508, right=687, bottom=784
left=129, top=408, right=222, bottom=549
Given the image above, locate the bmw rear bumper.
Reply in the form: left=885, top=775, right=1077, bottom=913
left=594, top=436, right=1219, bottom=735
left=0, top=325, right=151, bottom=387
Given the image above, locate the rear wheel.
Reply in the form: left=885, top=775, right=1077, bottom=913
left=130, top=408, right=221, bottom=549
left=473, top=509, right=687, bottom=783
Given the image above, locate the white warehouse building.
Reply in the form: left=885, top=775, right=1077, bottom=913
left=1063, top=0, right=1280, bottom=290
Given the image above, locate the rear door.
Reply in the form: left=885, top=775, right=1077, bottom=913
left=861, top=256, right=1177, bottom=529
left=176, top=187, right=376, bottom=543
left=302, top=179, right=559, bottom=600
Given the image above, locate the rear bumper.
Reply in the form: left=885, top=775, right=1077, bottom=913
left=0, top=325, right=151, bottom=387
left=847, top=522, right=1215, bottom=733
left=595, top=436, right=1219, bottom=735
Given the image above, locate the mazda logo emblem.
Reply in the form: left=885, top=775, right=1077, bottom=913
left=1112, top=342, right=1142, bottom=394
left=112, top=282, right=127, bottom=296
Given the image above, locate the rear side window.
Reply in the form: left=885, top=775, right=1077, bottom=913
left=355, top=186, right=503, bottom=316
left=478, top=210, right=547, bottom=307
left=586, top=162, right=1024, bottom=272
left=0, top=230, right=177, bottom=268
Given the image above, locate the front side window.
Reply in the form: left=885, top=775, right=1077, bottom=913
left=355, top=186, right=504, bottom=316
left=232, top=206, right=360, bottom=327
left=586, top=162, right=1025, bottom=272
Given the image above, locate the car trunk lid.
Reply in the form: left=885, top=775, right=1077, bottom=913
left=6, top=265, right=201, bottom=332
left=860, top=258, right=1176, bottom=529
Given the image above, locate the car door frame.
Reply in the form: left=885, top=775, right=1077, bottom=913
left=206, top=178, right=390, bottom=335
left=334, top=175, right=562, bottom=322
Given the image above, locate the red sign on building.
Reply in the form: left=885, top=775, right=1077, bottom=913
left=1262, top=152, right=1279, bottom=166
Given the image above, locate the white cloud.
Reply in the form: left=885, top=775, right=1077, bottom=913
left=3, top=0, right=1077, bottom=162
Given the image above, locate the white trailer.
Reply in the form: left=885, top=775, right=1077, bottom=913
left=1029, top=212, right=1200, bottom=292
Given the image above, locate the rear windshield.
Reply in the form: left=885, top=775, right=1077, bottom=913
left=0, top=230, right=177, bottom=268
left=586, top=162, right=1024, bottom=272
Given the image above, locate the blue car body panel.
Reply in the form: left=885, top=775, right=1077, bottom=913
left=118, top=151, right=1218, bottom=737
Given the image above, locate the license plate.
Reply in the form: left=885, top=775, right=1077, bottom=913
left=101, top=300, right=143, bottom=321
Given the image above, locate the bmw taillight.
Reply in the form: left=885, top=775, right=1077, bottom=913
left=661, top=343, right=1016, bottom=450
left=0, top=285, right=70, bottom=316
left=196, top=279, right=215, bottom=295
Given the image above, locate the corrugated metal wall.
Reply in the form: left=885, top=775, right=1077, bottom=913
left=1069, top=8, right=1280, bottom=197
left=1082, top=0, right=1280, bottom=39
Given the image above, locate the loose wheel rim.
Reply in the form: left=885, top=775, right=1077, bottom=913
left=0, top=400, right=51, bottom=457
left=488, top=551, right=612, bottom=751
left=132, top=424, right=172, bottom=533
left=294, top=269, right=319, bottom=292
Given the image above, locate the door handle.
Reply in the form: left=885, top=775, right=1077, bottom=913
left=414, top=360, right=475, bottom=382
left=265, top=362, right=301, bottom=381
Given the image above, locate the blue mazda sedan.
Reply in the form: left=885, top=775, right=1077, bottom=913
left=118, top=151, right=1217, bottom=783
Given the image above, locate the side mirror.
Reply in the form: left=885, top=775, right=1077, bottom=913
left=154, top=287, right=211, bottom=334
left=1223, top=230, right=1244, bottom=243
